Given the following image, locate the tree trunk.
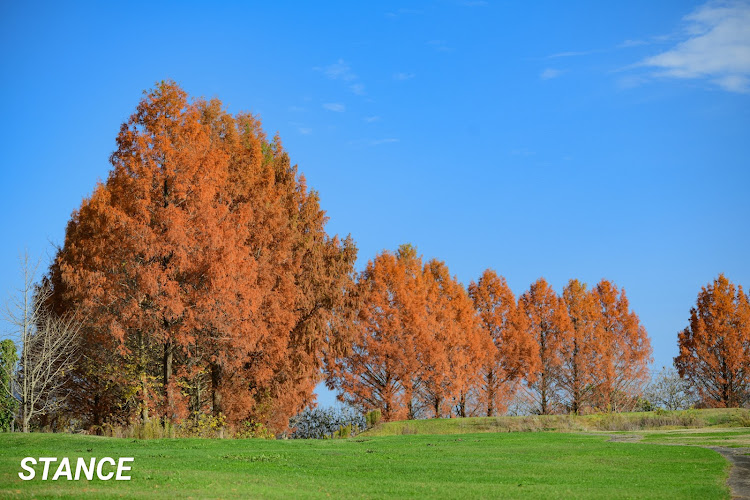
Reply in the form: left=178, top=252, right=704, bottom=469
left=163, top=340, right=173, bottom=422
left=486, top=370, right=495, bottom=417
left=141, top=375, right=149, bottom=423
left=211, top=362, right=223, bottom=416
left=22, top=405, right=30, bottom=433
left=138, top=331, right=149, bottom=423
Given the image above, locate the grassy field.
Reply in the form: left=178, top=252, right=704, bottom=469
left=0, top=430, right=730, bottom=499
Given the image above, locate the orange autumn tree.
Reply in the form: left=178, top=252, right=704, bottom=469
left=468, top=270, right=538, bottom=416
left=419, top=259, right=490, bottom=418
left=48, top=82, right=356, bottom=431
left=559, top=279, right=600, bottom=414
left=328, top=245, right=486, bottom=420
left=675, top=274, right=750, bottom=408
left=591, top=280, right=652, bottom=412
left=520, top=278, right=571, bottom=415
left=327, top=244, right=427, bottom=421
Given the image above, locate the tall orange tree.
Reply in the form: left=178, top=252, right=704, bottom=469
left=420, top=259, right=489, bottom=418
left=591, top=280, right=652, bottom=411
left=520, top=278, right=571, bottom=415
left=675, top=274, right=750, bottom=408
left=468, top=270, right=537, bottom=416
left=327, top=245, right=427, bottom=421
left=559, top=279, right=600, bottom=414
left=48, top=82, right=356, bottom=431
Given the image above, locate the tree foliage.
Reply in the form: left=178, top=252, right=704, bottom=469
left=328, top=245, right=488, bottom=421
left=515, top=278, right=651, bottom=415
left=559, top=279, right=599, bottom=414
left=520, top=278, right=571, bottom=415
left=48, top=81, right=356, bottom=431
left=675, top=274, right=750, bottom=408
left=468, top=270, right=537, bottom=416
left=0, top=339, right=18, bottom=431
left=25, top=82, right=666, bottom=430
left=591, top=279, right=652, bottom=412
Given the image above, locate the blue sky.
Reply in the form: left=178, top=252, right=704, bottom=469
left=1, top=1, right=748, bottom=407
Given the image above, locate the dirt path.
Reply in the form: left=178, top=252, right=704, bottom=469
left=707, top=447, right=750, bottom=499
left=607, top=434, right=643, bottom=443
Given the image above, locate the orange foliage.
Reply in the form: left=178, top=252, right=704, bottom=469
left=328, top=245, right=487, bottom=420
left=590, top=279, right=652, bottom=411
left=48, top=82, right=356, bottom=431
left=675, top=274, right=750, bottom=408
left=468, top=270, right=538, bottom=416
left=519, top=278, right=571, bottom=415
left=328, top=245, right=425, bottom=421
left=559, top=279, right=600, bottom=414
left=43, top=81, right=660, bottom=426
left=420, top=259, right=489, bottom=418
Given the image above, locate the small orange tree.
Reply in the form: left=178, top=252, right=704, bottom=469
left=675, top=274, right=750, bottom=408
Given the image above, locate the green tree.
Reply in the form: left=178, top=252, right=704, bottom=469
left=0, top=339, right=18, bottom=431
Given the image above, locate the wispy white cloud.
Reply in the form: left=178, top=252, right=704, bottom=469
left=288, top=105, right=306, bottom=112
left=619, top=39, right=649, bottom=48
left=640, top=1, right=750, bottom=92
left=298, top=127, right=312, bottom=135
left=317, top=59, right=366, bottom=95
left=393, top=72, right=415, bottom=81
left=323, top=103, right=346, bottom=112
left=616, top=74, right=650, bottom=90
left=320, top=59, right=356, bottom=81
left=540, top=68, right=564, bottom=80
left=364, top=115, right=380, bottom=123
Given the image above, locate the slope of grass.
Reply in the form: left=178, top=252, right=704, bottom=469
left=0, top=431, right=729, bottom=499
left=363, top=408, right=750, bottom=437
left=639, top=428, right=750, bottom=447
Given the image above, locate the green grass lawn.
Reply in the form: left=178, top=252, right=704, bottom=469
left=0, top=432, right=729, bottom=499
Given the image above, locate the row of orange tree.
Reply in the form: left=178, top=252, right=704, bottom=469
left=44, top=83, right=748, bottom=432
left=324, top=245, right=653, bottom=420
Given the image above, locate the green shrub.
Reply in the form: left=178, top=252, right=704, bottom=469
left=336, top=424, right=353, bottom=439
left=732, top=410, right=750, bottom=427
left=236, top=420, right=275, bottom=439
left=366, top=409, right=382, bottom=428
